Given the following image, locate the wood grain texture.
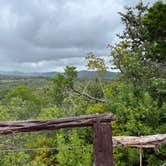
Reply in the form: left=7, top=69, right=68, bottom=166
left=113, top=134, right=166, bottom=148
left=93, top=122, right=114, bottom=166
left=0, top=113, right=115, bottom=135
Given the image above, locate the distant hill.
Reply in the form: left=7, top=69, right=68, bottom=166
left=0, top=71, right=58, bottom=78
left=0, top=71, right=118, bottom=79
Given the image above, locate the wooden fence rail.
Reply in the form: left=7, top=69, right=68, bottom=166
left=113, top=134, right=166, bottom=148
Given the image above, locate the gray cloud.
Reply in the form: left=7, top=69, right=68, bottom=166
left=0, top=0, right=156, bottom=72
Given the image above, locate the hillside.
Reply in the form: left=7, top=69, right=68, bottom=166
left=0, top=71, right=118, bottom=79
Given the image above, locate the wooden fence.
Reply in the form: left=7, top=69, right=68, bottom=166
left=0, top=113, right=116, bottom=166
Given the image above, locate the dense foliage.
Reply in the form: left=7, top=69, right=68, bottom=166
left=0, top=1, right=165, bottom=165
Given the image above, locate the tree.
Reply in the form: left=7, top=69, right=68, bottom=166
left=51, top=66, right=106, bottom=104
left=142, top=1, right=166, bottom=63
left=51, top=73, right=66, bottom=105
left=109, top=1, right=166, bottom=96
left=117, top=1, right=148, bottom=50
left=64, top=66, right=78, bottom=90
left=85, top=52, right=108, bottom=77
left=107, top=1, right=166, bottom=165
left=3, top=85, right=42, bottom=119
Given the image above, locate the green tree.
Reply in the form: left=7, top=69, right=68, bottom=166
left=107, top=1, right=166, bottom=165
left=3, top=85, right=42, bottom=119
left=51, top=66, right=78, bottom=105
left=109, top=1, right=166, bottom=97
left=85, top=52, right=108, bottom=77
left=142, top=1, right=166, bottom=63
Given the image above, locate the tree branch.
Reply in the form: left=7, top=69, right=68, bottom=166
left=73, top=89, right=106, bottom=103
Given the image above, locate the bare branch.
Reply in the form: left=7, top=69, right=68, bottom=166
left=73, top=89, right=106, bottom=103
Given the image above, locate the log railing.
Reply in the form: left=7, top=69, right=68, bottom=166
left=0, top=113, right=165, bottom=166
left=0, top=113, right=116, bottom=166
left=113, top=134, right=166, bottom=148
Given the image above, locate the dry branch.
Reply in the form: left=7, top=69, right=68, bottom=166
left=73, top=89, right=106, bottom=103
left=113, top=134, right=166, bottom=148
left=0, top=113, right=115, bottom=135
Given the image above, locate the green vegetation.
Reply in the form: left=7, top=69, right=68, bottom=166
left=0, top=1, right=165, bottom=165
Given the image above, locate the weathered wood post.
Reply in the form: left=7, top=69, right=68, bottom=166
left=93, top=122, right=114, bottom=166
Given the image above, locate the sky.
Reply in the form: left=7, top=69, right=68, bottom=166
left=0, top=0, right=156, bottom=72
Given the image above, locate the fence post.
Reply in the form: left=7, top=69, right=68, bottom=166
left=93, top=122, right=114, bottom=166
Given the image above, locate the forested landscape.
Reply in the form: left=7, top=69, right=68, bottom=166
left=0, top=1, right=165, bottom=165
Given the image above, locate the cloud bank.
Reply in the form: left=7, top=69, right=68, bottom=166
left=0, top=0, right=156, bottom=72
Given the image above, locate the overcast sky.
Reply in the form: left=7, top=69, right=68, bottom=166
left=0, top=0, right=156, bottom=72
